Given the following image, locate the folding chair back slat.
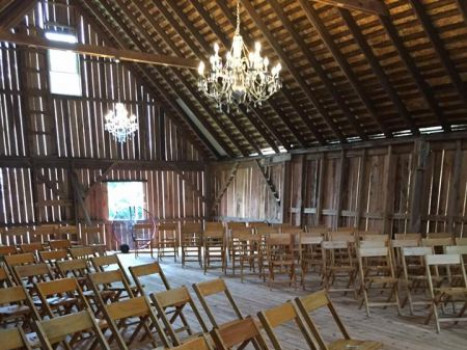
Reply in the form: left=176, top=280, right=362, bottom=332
left=0, top=327, right=34, bottom=350
left=211, top=318, right=269, bottom=350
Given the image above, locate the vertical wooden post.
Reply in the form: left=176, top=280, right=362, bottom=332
left=159, top=107, right=166, bottom=161
left=382, top=146, right=395, bottom=237
left=315, top=153, right=325, bottom=226
left=335, top=150, right=346, bottom=229
left=281, top=159, right=291, bottom=224
left=447, top=140, right=462, bottom=235
left=409, top=139, right=430, bottom=233
left=355, top=149, right=366, bottom=229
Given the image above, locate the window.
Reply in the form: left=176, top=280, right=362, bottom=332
left=46, top=31, right=82, bottom=96
left=107, top=181, right=145, bottom=221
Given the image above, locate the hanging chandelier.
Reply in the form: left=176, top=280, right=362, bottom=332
left=197, top=1, right=281, bottom=110
left=104, top=59, right=138, bottom=142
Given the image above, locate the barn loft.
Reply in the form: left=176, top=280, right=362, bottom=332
left=0, top=0, right=467, bottom=349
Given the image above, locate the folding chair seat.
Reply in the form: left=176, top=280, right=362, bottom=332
left=321, top=241, right=357, bottom=296
left=299, top=233, right=324, bottom=289
left=155, top=222, right=178, bottom=261
left=357, top=247, right=401, bottom=316
left=35, top=309, right=110, bottom=350
left=91, top=254, right=139, bottom=295
left=102, top=296, right=170, bottom=349
left=57, top=259, right=92, bottom=291
left=257, top=301, right=314, bottom=350
left=81, top=226, right=107, bottom=255
left=193, top=278, right=246, bottom=329
left=211, top=317, right=270, bottom=350
left=424, top=253, right=467, bottom=332
left=39, top=250, right=69, bottom=278
left=264, top=233, right=297, bottom=288
left=151, top=286, right=209, bottom=346
left=36, top=277, right=91, bottom=318
left=0, top=265, right=14, bottom=287
left=203, top=222, right=226, bottom=273
left=228, top=228, right=262, bottom=280
left=180, top=222, right=203, bottom=267
left=132, top=222, right=156, bottom=258
left=0, top=327, right=36, bottom=350
left=49, top=239, right=72, bottom=251
left=129, top=261, right=171, bottom=296
left=0, top=285, right=39, bottom=329
left=55, top=225, right=81, bottom=245
left=295, top=290, right=383, bottom=350
left=400, top=246, right=434, bottom=314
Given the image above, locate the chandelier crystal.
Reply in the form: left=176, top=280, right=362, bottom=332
left=197, top=1, right=281, bottom=110
left=104, top=59, right=138, bottom=142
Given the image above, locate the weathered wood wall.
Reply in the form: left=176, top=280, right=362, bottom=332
left=0, top=1, right=206, bottom=231
left=211, top=135, right=467, bottom=237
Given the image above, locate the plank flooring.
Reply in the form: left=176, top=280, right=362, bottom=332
left=116, top=253, right=467, bottom=350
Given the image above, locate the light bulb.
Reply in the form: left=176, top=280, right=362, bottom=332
left=198, top=61, right=205, bottom=75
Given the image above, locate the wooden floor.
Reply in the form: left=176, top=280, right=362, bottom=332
left=117, top=253, right=467, bottom=350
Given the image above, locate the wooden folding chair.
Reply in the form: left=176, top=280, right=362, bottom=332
left=88, top=269, right=135, bottom=306
left=156, top=222, right=178, bottom=261
left=13, top=263, right=54, bottom=293
left=228, top=227, right=262, bottom=280
left=55, top=225, right=81, bottom=245
left=102, top=296, right=170, bottom=349
left=57, top=259, right=92, bottom=291
left=81, top=226, right=107, bottom=255
left=0, top=285, right=40, bottom=329
left=132, top=222, right=155, bottom=258
left=321, top=241, right=357, bottom=296
left=18, top=242, right=45, bottom=260
left=357, top=246, right=401, bottom=316
left=400, top=246, right=434, bottom=314
left=129, top=261, right=171, bottom=296
left=180, top=222, right=203, bottom=267
left=203, top=222, right=226, bottom=273
left=257, top=301, right=314, bottom=350
left=36, top=277, right=90, bottom=318
left=171, top=335, right=213, bottom=350
left=264, top=233, right=296, bottom=289
left=91, top=254, right=139, bottom=295
left=35, top=309, right=110, bottom=350
left=39, top=249, right=69, bottom=278
left=295, top=290, right=383, bottom=350
left=49, top=239, right=72, bottom=250
left=211, top=317, right=270, bottom=350
left=299, top=234, right=324, bottom=289
left=4, top=253, right=37, bottom=280
left=69, top=246, right=97, bottom=262
left=193, top=278, right=245, bottom=329
left=151, top=286, right=208, bottom=346
left=0, top=327, right=35, bottom=350
left=425, top=253, right=467, bottom=332
left=390, top=238, right=420, bottom=277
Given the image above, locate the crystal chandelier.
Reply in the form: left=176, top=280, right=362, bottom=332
left=197, top=1, right=281, bottom=110
left=104, top=59, right=138, bottom=142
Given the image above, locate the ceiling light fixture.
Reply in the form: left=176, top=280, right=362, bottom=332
left=197, top=1, right=282, bottom=111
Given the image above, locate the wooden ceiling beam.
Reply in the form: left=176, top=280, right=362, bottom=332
left=240, top=0, right=343, bottom=143
left=378, top=11, right=450, bottom=132
left=0, top=30, right=199, bottom=70
left=269, top=0, right=367, bottom=141
left=339, top=9, right=419, bottom=136
left=408, top=0, right=467, bottom=109
left=77, top=0, right=220, bottom=160
left=298, top=0, right=391, bottom=138
left=216, top=0, right=320, bottom=150
left=0, top=0, right=36, bottom=30
left=456, top=0, right=467, bottom=27
left=310, top=0, right=388, bottom=16
left=99, top=0, right=244, bottom=157
left=137, top=1, right=263, bottom=156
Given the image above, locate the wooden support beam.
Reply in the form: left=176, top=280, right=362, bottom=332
left=311, top=0, right=388, bottom=16
left=298, top=0, right=391, bottom=138
left=269, top=0, right=366, bottom=141
left=456, top=0, right=467, bottom=27
left=131, top=0, right=260, bottom=156
left=255, top=160, right=280, bottom=206
left=382, top=146, right=395, bottom=236
left=315, top=153, right=325, bottom=226
left=211, top=162, right=240, bottom=214
left=339, top=9, right=419, bottom=136
left=70, top=169, right=91, bottom=226
left=0, top=30, right=199, bottom=70
left=84, top=161, right=119, bottom=196
left=334, top=150, right=346, bottom=229
left=379, top=12, right=450, bottom=132
left=0, top=0, right=36, bottom=30
left=77, top=0, right=222, bottom=159
left=409, top=139, right=430, bottom=233
left=447, top=141, right=462, bottom=233
left=408, top=0, right=467, bottom=108
left=354, top=149, right=366, bottom=229
left=240, top=0, right=344, bottom=143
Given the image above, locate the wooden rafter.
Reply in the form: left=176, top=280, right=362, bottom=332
left=132, top=0, right=262, bottom=156
left=76, top=1, right=219, bottom=159
left=0, top=0, right=36, bottom=30
left=378, top=12, right=450, bottom=132
left=240, top=0, right=345, bottom=143
left=310, top=0, right=387, bottom=16
left=102, top=0, right=246, bottom=158
left=189, top=0, right=307, bottom=149
left=298, top=0, right=391, bottom=138
left=408, top=0, right=467, bottom=109
left=269, top=0, right=367, bottom=141
left=0, top=30, right=199, bottom=70
left=339, top=9, right=419, bottom=136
